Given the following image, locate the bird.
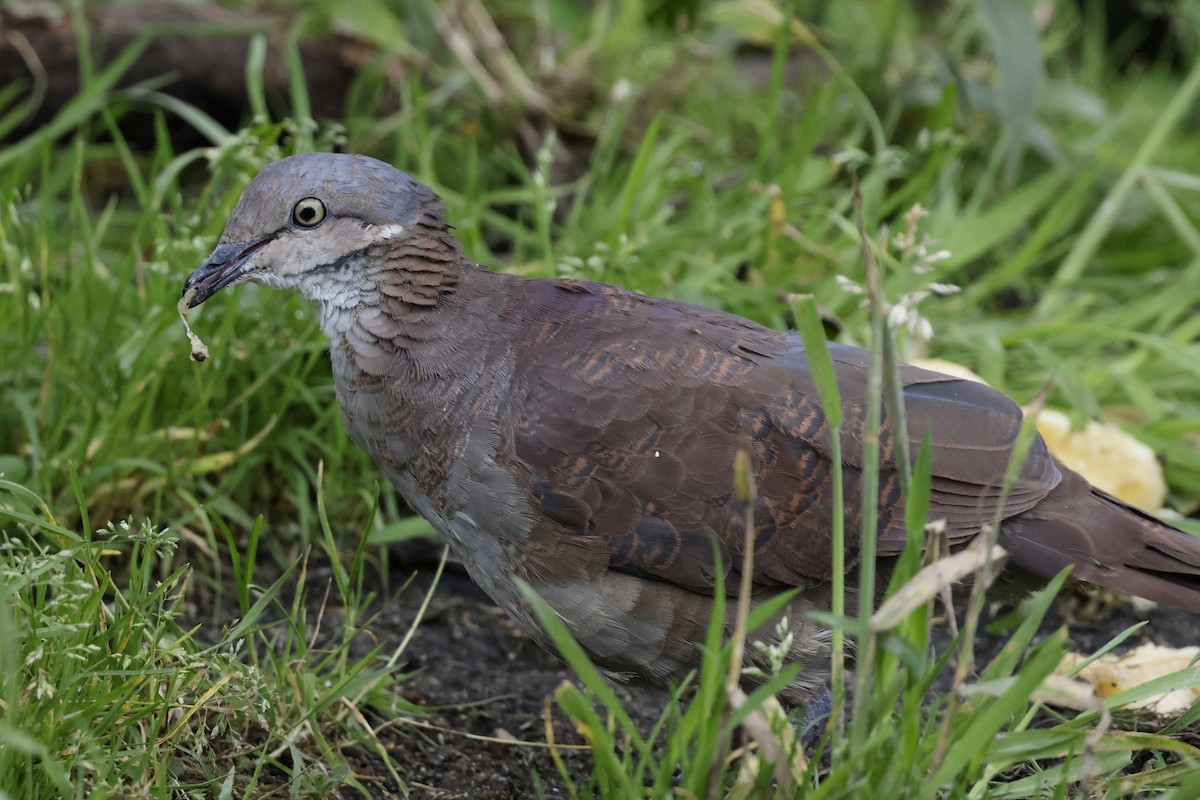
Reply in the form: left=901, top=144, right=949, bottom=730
left=182, top=152, right=1200, bottom=706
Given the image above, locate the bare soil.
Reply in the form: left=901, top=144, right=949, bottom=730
left=319, top=546, right=664, bottom=799
left=231, top=542, right=1200, bottom=799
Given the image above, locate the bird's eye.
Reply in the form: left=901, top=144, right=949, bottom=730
left=292, top=197, right=327, bottom=228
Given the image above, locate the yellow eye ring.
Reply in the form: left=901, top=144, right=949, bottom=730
left=292, top=197, right=327, bottom=227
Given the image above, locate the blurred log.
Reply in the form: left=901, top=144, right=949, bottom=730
left=0, top=3, right=380, bottom=147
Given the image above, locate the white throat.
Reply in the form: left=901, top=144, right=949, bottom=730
left=318, top=297, right=359, bottom=338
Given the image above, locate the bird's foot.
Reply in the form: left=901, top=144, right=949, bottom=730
left=794, top=686, right=834, bottom=748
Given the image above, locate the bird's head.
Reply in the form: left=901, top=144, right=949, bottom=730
left=182, top=153, right=451, bottom=309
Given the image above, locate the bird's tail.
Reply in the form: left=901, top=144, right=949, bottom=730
left=999, top=468, right=1200, bottom=613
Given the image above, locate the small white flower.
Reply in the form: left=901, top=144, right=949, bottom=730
left=835, top=274, right=865, bottom=295
left=24, top=644, right=43, bottom=667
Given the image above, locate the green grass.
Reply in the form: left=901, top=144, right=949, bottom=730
left=0, top=477, right=424, bottom=797
left=2, top=0, right=1200, bottom=796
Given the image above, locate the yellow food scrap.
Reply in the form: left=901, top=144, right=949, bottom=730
left=1036, top=409, right=1166, bottom=511
left=911, top=358, right=987, bottom=385
left=1058, top=644, right=1200, bottom=716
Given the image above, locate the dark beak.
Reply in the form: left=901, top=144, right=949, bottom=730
left=181, top=240, right=270, bottom=308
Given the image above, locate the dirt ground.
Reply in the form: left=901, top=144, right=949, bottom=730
left=276, top=538, right=1200, bottom=800
left=356, top=567, right=630, bottom=798
left=319, top=543, right=665, bottom=799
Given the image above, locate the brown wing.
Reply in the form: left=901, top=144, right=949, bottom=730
left=508, top=278, right=1060, bottom=591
